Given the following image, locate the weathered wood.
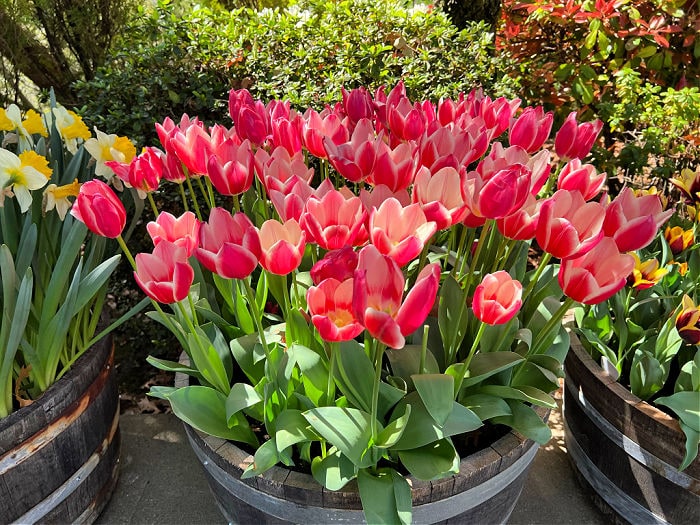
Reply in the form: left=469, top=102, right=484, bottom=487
left=0, top=334, right=119, bottom=524
left=564, top=333, right=700, bottom=525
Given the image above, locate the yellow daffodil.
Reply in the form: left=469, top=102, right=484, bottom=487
left=628, top=253, right=668, bottom=290
left=0, top=104, right=35, bottom=149
left=22, top=109, right=48, bottom=137
left=676, top=295, right=700, bottom=345
left=51, top=106, right=91, bottom=153
left=43, top=179, right=81, bottom=220
left=0, top=148, right=50, bottom=212
left=84, top=128, right=137, bottom=181
left=0, top=107, right=13, bottom=131
left=664, top=225, right=695, bottom=255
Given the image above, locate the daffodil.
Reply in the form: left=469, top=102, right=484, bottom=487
left=628, top=253, right=668, bottom=290
left=22, top=110, right=48, bottom=137
left=0, top=148, right=51, bottom=212
left=84, top=128, right=136, bottom=182
left=0, top=104, right=35, bottom=150
left=51, top=106, right=91, bottom=153
left=44, top=179, right=81, bottom=220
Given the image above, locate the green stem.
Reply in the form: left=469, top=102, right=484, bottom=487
left=178, top=183, right=189, bottom=212
left=243, top=278, right=269, bottom=356
left=116, top=235, right=137, bottom=270
left=420, top=325, right=429, bottom=374
left=531, top=296, right=576, bottom=355
left=454, top=321, right=487, bottom=399
left=370, top=341, right=386, bottom=440
left=196, top=176, right=212, bottom=209
left=185, top=176, right=203, bottom=221
left=521, top=252, right=553, bottom=303
left=147, top=192, right=159, bottom=217
left=326, top=341, right=337, bottom=405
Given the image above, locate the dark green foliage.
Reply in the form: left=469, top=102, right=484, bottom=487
left=73, top=0, right=517, bottom=146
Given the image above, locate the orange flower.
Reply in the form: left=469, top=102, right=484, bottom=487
left=628, top=253, right=668, bottom=290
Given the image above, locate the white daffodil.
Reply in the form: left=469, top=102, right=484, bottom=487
left=0, top=104, right=34, bottom=150
left=44, top=179, right=81, bottom=220
left=0, top=148, right=51, bottom=212
left=84, top=128, right=137, bottom=181
left=51, top=106, right=91, bottom=153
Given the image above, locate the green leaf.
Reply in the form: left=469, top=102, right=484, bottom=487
left=477, top=385, right=556, bottom=408
left=678, top=421, right=700, bottom=472
left=242, top=437, right=293, bottom=479
left=231, top=332, right=266, bottom=383
left=274, top=409, right=319, bottom=451
left=287, top=343, right=329, bottom=405
left=226, top=383, right=263, bottom=426
left=492, top=400, right=551, bottom=445
left=303, top=407, right=374, bottom=467
left=311, top=448, right=357, bottom=491
left=630, top=349, right=666, bottom=400
left=167, top=386, right=258, bottom=446
left=386, top=344, right=440, bottom=389
left=461, top=394, right=512, bottom=420
left=412, top=374, right=454, bottom=426
left=145, top=356, right=202, bottom=379
left=148, top=386, right=178, bottom=399
left=334, top=339, right=374, bottom=413
left=399, top=438, right=459, bottom=481
left=438, top=274, right=469, bottom=362
left=460, top=352, right=525, bottom=389
left=357, top=468, right=412, bottom=525
left=656, top=391, right=700, bottom=432
left=376, top=404, right=411, bottom=449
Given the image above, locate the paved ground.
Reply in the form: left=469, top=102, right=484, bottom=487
left=97, top=403, right=607, bottom=525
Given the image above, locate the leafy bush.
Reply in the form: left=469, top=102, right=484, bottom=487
left=74, top=0, right=518, bottom=146
left=498, top=0, right=700, bottom=181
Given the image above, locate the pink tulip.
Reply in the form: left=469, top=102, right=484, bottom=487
left=463, top=164, right=532, bottom=220
left=476, top=143, right=551, bottom=196
left=359, top=184, right=411, bottom=211
left=228, top=89, right=271, bottom=146
left=324, top=118, right=378, bottom=183
left=302, top=109, right=349, bottom=159
left=367, top=140, right=418, bottom=192
left=146, top=211, right=200, bottom=257
left=271, top=112, right=304, bottom=155
left=559, top=237, right=635, bottom=305
left=258, top=219, right=306, bottom=275
left=554, top=112, right=603, bottom=161
left=117, top=147, right=164, bottom=198
left=468, top=91, right=520, bottom=141
left=556, top=159, right=606, bottom=201
left=307, top=278, right=364, bottom=342
left=301, top=190, right=367, bottom=250
left=536, top=189, right=605, bottom=260
left=369, top=198, right=437, bottom=266
left=71, top=180, right=126, bottom=239
left=207, top=138, right=255, bottom=196
left=602, top=187, right=674, bottom=252
left=310, top=246, right=359, bottom=285
left=412, top=166, right=468, bottom=230
left=387, top=96, right=426, bottom=142
left=353, top=245, right=440, bottom=349
left=155, top=114, right=202, bottom=150
left=509, top=106, right=553, bottom=153
left=496, top=194, right=542, bottom=241
left=269, top=178, right=314, bottom=222
left=195, top=208, right=261, bottom=279
left=169, top=124, right=212, bottom=176
left=419, top=123, right=488, bottom=174
left=472, top=271, right=523, bottom=325
left=134, top=241, right=194, bottom=304
left=341, top=86, right=375, bottom=125
left=255, top=146, right=314, bottom=194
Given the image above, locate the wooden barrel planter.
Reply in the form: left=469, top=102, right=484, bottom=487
left=179, top=381, right=547, bottom=525
left=0, top=334, right=120, bottom=524
left=563, top=333, right=700, bottom=525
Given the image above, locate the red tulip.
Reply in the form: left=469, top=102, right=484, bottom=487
left=559, top=238, right=635, bottom=305
left=258, top=219, right=306, bottom=275
left=117, top=147, right=164, bottom=198
left=472, top=271, right=523, bottom=325
left=353, top=245, right=440, bottom=349
left=134, top=241, right=194, bottom=304
left=301, top=189, right=367, bottom=250
left=307, top=278, right=364, bottom=342
left=509, top=106, right=553, bottom=153
left=603, top=187, right=673, bottom=252
left=341, top=86, right=375, bottom=125
left=195, top=208, right=261, bottom=279
left=71, top=180, right=126, bottom=239
left=146, top=211, right=200, bottom=257
left=664, top=225, right=694, bottom=255
left=557, top=159, right=605, bottom=201
left=536, top=189, right=605, bottom=260
left=554, top=112, right=603, bottom=161
left=369, top=198, right=437, bottom=266
left=310, top=246, right=359, bottom=285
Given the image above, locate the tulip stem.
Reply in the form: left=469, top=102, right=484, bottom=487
left=196, top=176, right=211, bottom=209
left=370, top=341, right=386, bottom=440
left=185, top=175, right=203, bottom=221
left=531, top=296, right=576, bottom=355
left=420, top=325, right=429, bottom=374
left=521, top=251, right=553, bottom=304
left=326, top=341, right=337, bottom=405
left=243, top=278, right=270, bottom=358
left=147, top=193, right=159, bottom=218
left=178, top=183, right=190, bottom=212
left=454, top=321, right=487, bottom=400
left=116, top=235, right=137, bottom=270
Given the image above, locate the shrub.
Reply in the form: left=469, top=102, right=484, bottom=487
left=73, top=0, right=518, bottom=146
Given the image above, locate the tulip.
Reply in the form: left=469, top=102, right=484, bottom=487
left=670, top=167, right=700, bottom=206
left=628, top=253, right=668, bottom=290
left=559, top=237, right=635, bottom=305
left=536, top=189, right=605, bottom=260
left=369, top=198, right=437, bottom=266
left=228, top=89, right=270, bottom=146
left=359, top=184, right=411, bottom=211
left=469, top=92, right=520, bottom=140
left=269, top=178, right=314, bottom=222
left=387, top=96, right=426, bottom=142
left=307, top=278, right=364, bottom=342
left=310, top=246, right=359, bottom=285
left=353, top=245, right=440, bottom=349
left=71, top=179, right=126, bottom=238
left=271, top=112, right=304, bottom=155
left=676, top=295, right=700, bottom=345
left=301, top=189, right=367, bottom=250
left=367, top=140, right=418, bottom=192
left=195, top=208, right=261, bottom=279
left=603, top=187, right=673, bottom=253
left=169, top=124, right=212, bottom=176
left=496, top=194, right=542, bottom=241
left=258, top=218, right=306, bottom=275
left=207, top=138, right=255, bottom=196
left=119, top=147, right=164, bottom=198
left=554, top=112, right=603, bottom=161
left=419, top=123, right=488, bottom=174
left=463, top=164, right=532, bottom=220
left=664, top=225, right=694, bottom=255
left=556, top=159, right=605, bottom=201
left=472, top=271, right=523, bottom=325
left=341, top=86, right=375, bottom=125
left=147, top=211, right=201, bottom=257
left=324, top=118, right=377, bottom=183
left=134, top=241, right=194, bottom=304
left=302, top=109, right=349, bottom=159
left=412, top=166, right=468, bottom=230
left=509, top=106, right=553, bottom=153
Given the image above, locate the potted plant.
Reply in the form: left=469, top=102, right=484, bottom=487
left=566, top=172, right=700, bottom=524
left=0, top=99, right=147, bottom=523
left=75, top=82, right=667, bottom=524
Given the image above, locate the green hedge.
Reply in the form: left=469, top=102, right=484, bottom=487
left=73, top=0, right=518, bottom=146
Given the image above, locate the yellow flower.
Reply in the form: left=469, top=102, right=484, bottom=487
left=84, top=128, right=136, bottom=180
left=22, top=110, right=48, bottom=137
left=0, top=107, right=13, bottom=131
left=670, top=261, right=689, bottom=276
left=0, top=104, right=34, bottom=148
left=628, top=253, right=668, bottom=290
left=671, top=168, right=700, bottom=206
left=43, top=179, right=81, bottom=220
left=676, top=295, right=700, bottom=346
left=664, top=225, right=695, bottom=255
left=18, top=151, right=52, bottom=179
left=0, top=148, right=49, bottom=212
left=52, top=106, right=91, bottom=153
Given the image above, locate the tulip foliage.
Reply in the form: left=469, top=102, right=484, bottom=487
left=74, top=82, right=674, bottom=523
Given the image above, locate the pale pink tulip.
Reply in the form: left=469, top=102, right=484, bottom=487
left=256, top=146, right=314, bottom=194
left=301, top=190, right=367, bottom=250
left=169, top=124, right=212, bottom=176
left=307, top=278, right=364, bottom=342
left=472, top=271, right=523, bottom=325
left=367, top=140, right=418, bottom=192
left=302, top=109, right=349, bottom=159
left=412, top=166, right=468, bottom=230
left=557, top=159, right=606, bottom=201
left=134, top=241, right=194, bottom=304
left=147, top=211, right=200, bottom=257
left=259, top=219, right=306, bottom=275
